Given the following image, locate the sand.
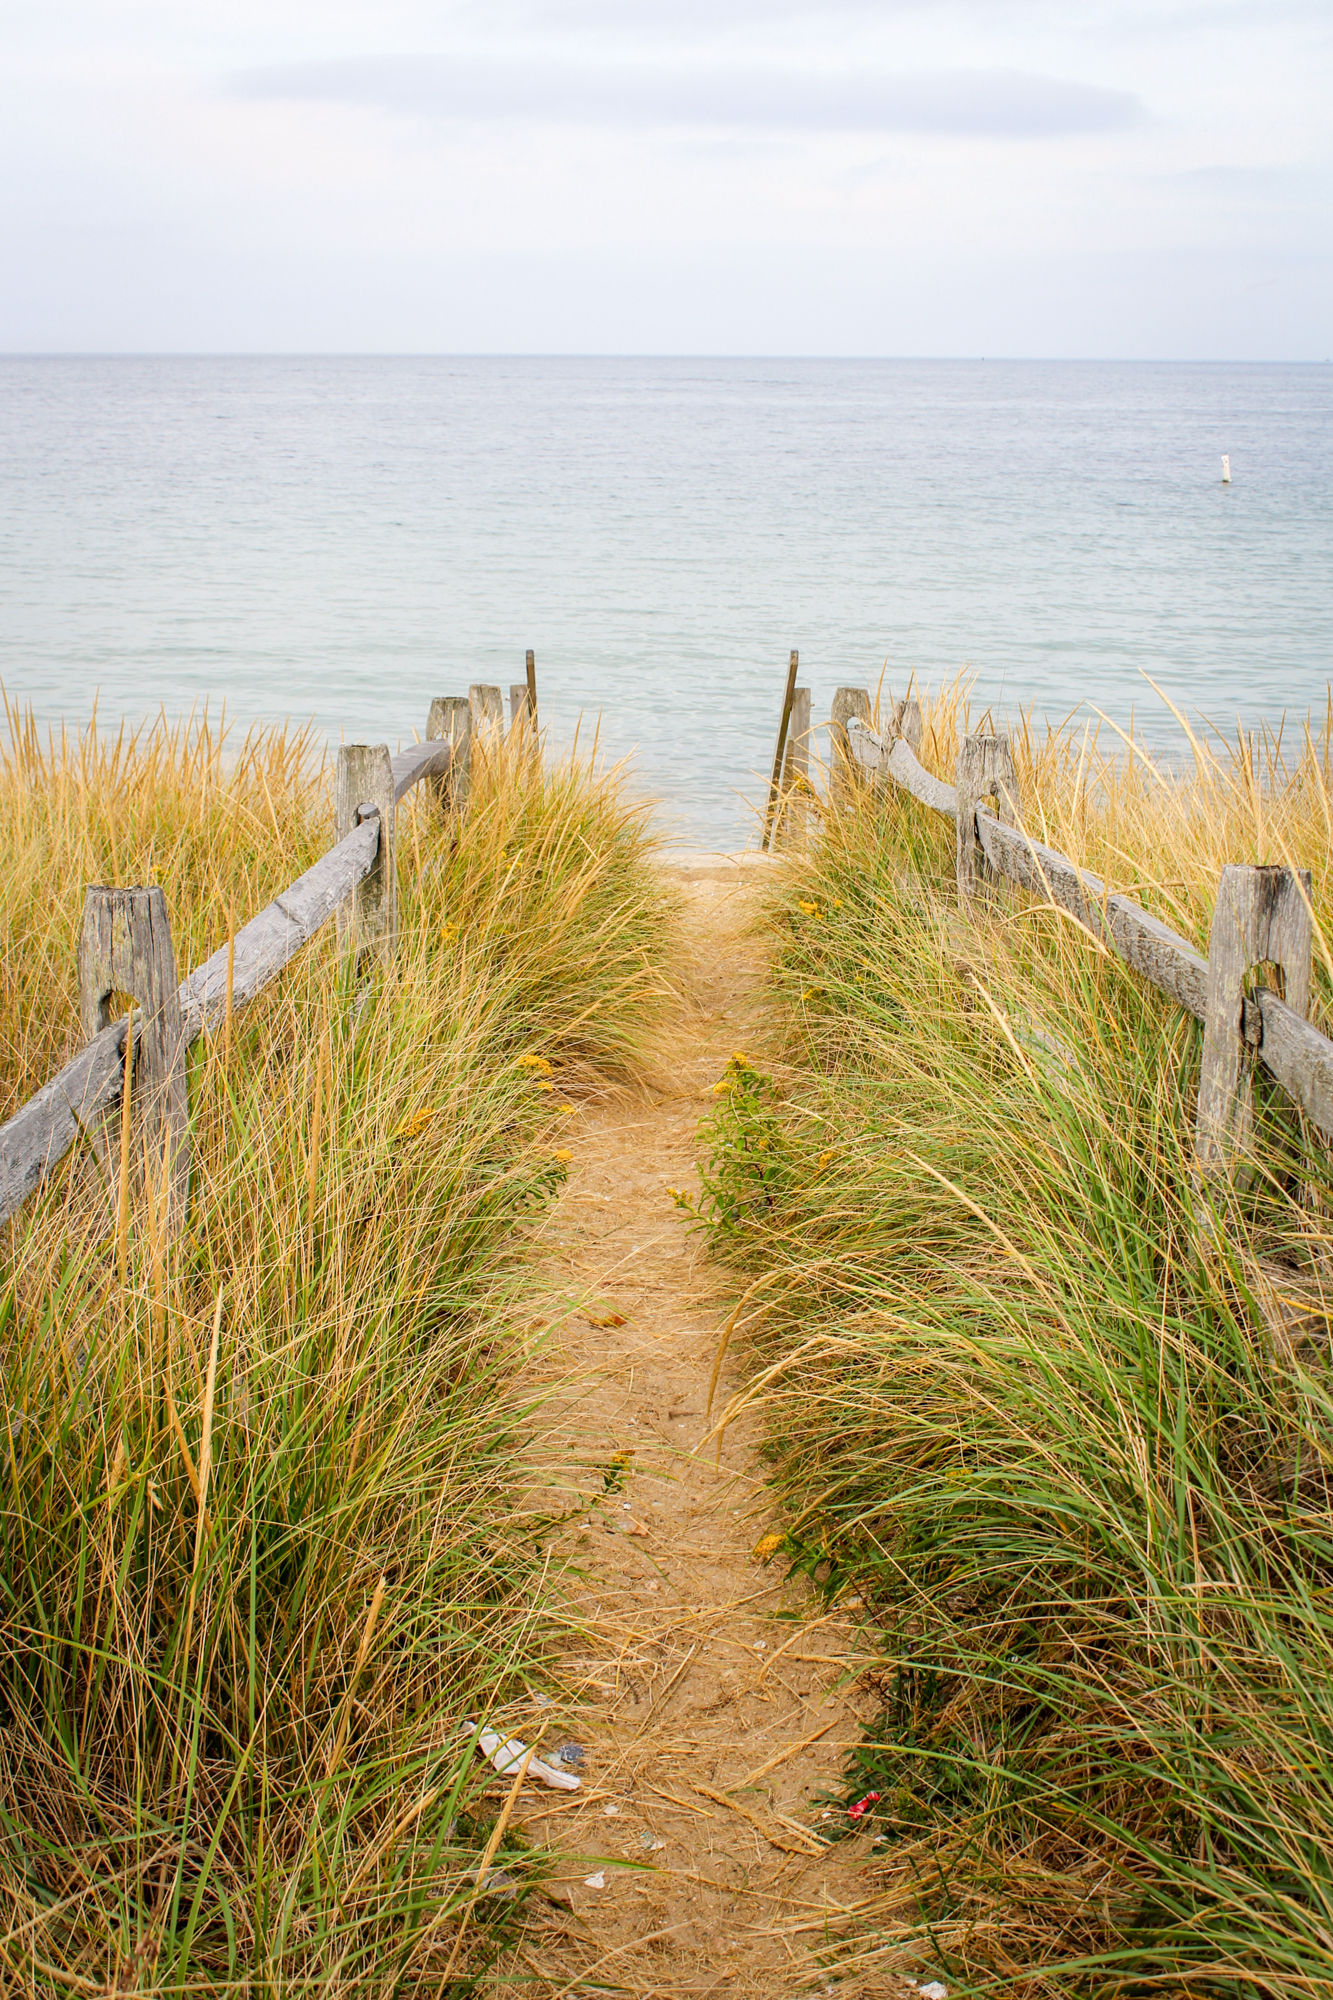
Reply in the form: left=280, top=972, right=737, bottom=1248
left=488, top=857, right=913, bottom=1997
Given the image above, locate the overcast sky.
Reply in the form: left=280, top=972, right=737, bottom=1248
left=3, top=1, right=1329, bottom=356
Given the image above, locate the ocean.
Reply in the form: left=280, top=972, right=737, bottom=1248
left=1, top=356, right=1329, bottom=847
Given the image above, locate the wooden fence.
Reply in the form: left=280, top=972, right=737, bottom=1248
left=0, top=681, right=535, bottom=1229
left=6, top=660, right=1330, bottom=1225
left=828, top=684, right=1333, bottom=1180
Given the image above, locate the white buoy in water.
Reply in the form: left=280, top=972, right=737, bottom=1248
left=1221, top=454, right=1231, bottom=483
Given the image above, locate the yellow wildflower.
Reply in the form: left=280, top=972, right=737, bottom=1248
left=554, top=1148, right=572, bottom=1163
left=798, top=899, right=822, bottom=918
left=517, top=1053, right=554, bottom=1076
left=395, top=1105, right=435, bottom=1138
left=817, top=1149, right=836, bottom=1170
left=441, top=921, right=459, bottom=944
left=753, top=1532, right=784, bottom=1559
left=535, top=1079, right=554, bottom=1092
left=559, top=1103, right=576, bottom=1115
left=712, top=1079, right=733, bottom=1095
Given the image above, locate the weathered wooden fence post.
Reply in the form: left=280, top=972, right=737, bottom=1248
left=509, top=684, right=532, bottom=729
left=777, top=687, right=812, bottom=847
left=889, top=692, right=924, bottom=757
left=761, top=650, right=801, bottom=853
left=78, top=886, right=190, bottom=1225
left=525, top=648, right=539, bottom=727
left=469, top=684, right=505, bottom=736
left=335, top=745, right=396, bottom=955
left=1196, top=864, right=1312, bottom=1179
left=830, top=687, right=872, bottom=808
left=955, top=732, right=1019, bottom=901
left=427, top=695, right=471, bottom=812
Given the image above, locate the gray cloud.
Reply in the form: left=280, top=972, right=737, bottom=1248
left=231, top=55, right=1145, bottom=138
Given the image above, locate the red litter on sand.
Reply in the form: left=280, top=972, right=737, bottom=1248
left=847, top=1792, right=882, bottom=1819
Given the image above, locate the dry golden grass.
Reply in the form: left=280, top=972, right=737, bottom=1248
left=0, top=708, right=677, bottom=1993
left=0, top=699, right=328, bottom=1115
left=871, top=672, right=1333, bottom=999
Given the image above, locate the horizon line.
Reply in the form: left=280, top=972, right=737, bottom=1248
left=2, top=351, right=1329, bottom=365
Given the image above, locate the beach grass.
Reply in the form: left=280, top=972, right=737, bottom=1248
left=0, top=709, right=675, bottom=1993
left=696, top=682, right=1333, bottom=1995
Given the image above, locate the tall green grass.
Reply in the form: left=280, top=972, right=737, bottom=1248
left=0, top=712, right=675, bottom=1992
left=697, top=689, right=1333, bottom=1995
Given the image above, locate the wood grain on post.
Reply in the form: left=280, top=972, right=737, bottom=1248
left=427, top=695, right=471, bottom=811
left=955, top=732, right=1019, bottom=901
left=761, top=650, right=800, bottom=853
left=777, top=687, right=811, bottom=848
left=1196, top=863, right=1313, bottom=1179
left=469, top=684, right=505, bottom=736
left=830, top=687, right=872, bottom=810
left=891, top=693, right=924, bottom=757
left=526, top=649, right=538, bottom=727
left=335, top=745, right=396, bottom=955
left=78, top=886, right=190, bottom=1226
left=509, top=684, right=531, bottom=729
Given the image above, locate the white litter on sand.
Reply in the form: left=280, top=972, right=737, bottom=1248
left=470, top=1722, right=581, bottom=1792
left=584, top=1871, right=606, bottom=1889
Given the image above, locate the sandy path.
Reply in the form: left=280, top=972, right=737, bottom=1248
left=489, top=858, right=906, bottom=1998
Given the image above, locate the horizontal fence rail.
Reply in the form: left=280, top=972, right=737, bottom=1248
left=841, top=701, right=1333, bottom=1169
left=0, top=686, right=527, bottom=1228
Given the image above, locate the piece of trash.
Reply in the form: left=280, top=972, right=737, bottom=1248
left=555, top=1742, right=585, bottom=1768
left=583, top=1871, right=606, bottom=1889
left=640, top=1832, right=665, bottom=1850
left=847, top=1791, right=882, bottom=1819
left=583, top=1309, right=628, bottom=1329
left=603, top=1802, right=620, bottom=1816
left=753, top=1640, right=766, bottom=1650
left=920, top=1985, right=949, bottom=1999
left=470, top=1721, right=581, bottom=1792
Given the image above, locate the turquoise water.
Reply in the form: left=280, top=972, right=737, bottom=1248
left=1, top=357, right=1329, bottom=846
